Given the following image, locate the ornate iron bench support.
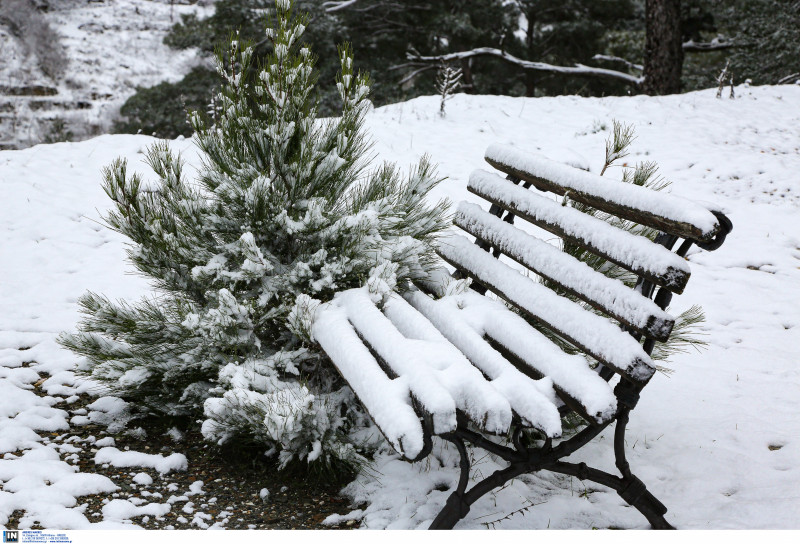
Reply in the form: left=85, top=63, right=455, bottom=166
left=429, top=407, right=674, bottom=530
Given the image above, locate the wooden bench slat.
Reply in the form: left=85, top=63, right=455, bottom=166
left=485, top=144, right=721, bottom=243
left=468, top=169, right=691, bottom=293
left=437, top=234, right=656, bottom=383
left=318, top=289, right=588, bottom=451
left=405, top=290, right=564, bottom=435
left=455, top=201, right=675, bottom=340
left=313, top=304, right=426, bottom=460
left=339, top=290, right=516, bottom=436
left=408, top=289, right=617, bottom=426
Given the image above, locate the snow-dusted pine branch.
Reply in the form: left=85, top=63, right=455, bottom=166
left=408, top=47, right=644, bottom=87
left=592, top=54, right=643, bottom=73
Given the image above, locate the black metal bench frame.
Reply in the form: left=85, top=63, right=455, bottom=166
left=426, top=174, right=732, bottom=529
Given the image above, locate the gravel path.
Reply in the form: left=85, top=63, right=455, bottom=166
left=5, top=366, right=359, bottom=530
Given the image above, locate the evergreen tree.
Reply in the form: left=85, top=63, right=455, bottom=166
left=509, top=0, right=637, bottom=97
left=715, top=0, right=800, bottom=86
left=60, top=0, right=449, bottom=474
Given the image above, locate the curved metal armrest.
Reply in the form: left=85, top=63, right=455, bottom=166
left=695, top=210, right=733, bottom=251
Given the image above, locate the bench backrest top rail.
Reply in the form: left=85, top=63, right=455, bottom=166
left=485, top=143, right=721, bottom=244
left=468, top=169, right=692, bottom=293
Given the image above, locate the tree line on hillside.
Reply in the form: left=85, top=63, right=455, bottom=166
left=114, top=0, right=800, bottom=139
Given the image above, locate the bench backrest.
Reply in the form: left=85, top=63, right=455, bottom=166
left=439, top=144, right=731, bottom=398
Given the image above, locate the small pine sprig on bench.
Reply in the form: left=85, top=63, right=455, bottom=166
left=554, top=120, right=708, bottom=366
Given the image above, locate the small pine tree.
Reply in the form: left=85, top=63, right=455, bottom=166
left=716, top=60, right=731, bottom=99
left=60, top=0, right=449, bottom=474
left=436, top=60, right=462, bottom=117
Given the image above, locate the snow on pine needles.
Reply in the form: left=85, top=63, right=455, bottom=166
left=2, top=84, right=800, bottom=529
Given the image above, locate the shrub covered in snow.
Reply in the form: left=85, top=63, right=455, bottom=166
left=59, top=0, right=449, bottom=475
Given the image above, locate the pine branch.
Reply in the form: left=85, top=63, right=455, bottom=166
left=601, top=120, right=636, bottom=175
left=60, top=1, right=451, bottom=473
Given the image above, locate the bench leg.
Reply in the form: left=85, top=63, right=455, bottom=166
left=612, top=410, right=675, bottom=529
left=428, top=433, right=472, bottom=529
left=550, top=461, right=675, bottom=529
left=428, top=418, right=675, bottom=529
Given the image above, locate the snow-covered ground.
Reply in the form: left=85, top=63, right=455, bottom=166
left=1, top=85, right=799, bottom=529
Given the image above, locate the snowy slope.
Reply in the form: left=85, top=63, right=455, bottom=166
left=0, top=0, right=213, bottom=149
left=1, top=85, right=799, bottom=529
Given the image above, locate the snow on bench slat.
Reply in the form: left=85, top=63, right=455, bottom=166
left=405, top=290, right=563, bottom=436
left=468, top=169, right=691, bottom=293
left=313, top=304, right=425, bottom=460
left=456, top=201, right=675, bottom=340
left=339, top=290, right=513, bottom=436
left=316, top=289, right=516, bottom=450
left=437, top=234, right=656, bottom=382
left=485, top=144, right=720, bottom=242
left=439, top=290, right=617, bottom=424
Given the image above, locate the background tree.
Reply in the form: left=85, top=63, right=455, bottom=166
left=715, top=0, right=800, bottom=86
left=510, top=0, right=638, bottom=97
left=642, top=0, right=684, bottom=94
left=112, top=0, right=799, bottom=138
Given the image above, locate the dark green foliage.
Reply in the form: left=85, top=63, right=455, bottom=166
left=715, top=0, right=800, bottom=85
left=115, top=0, right=642, bottom=137
left=509, top=0, right=638, bottom=96
left=43, top=118, right=74, bottom=144
left=113, top=67, right=221, bottom=139
left=165, top=0, right=272, bottom=53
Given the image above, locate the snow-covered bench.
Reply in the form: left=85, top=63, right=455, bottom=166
left=312, top=144, right=732, bottom=529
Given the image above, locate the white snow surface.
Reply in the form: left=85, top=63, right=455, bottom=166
left=94, top=448, right=188, bottom=475
left=1, top=85, right=800, bottom=529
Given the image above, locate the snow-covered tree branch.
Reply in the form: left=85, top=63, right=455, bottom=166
left=682, top=39, right=736, bottom=52
left=408, top=47, right=643, bottom=88
left=322, top=0, right=359, bottom=11
left=592, top=54, right=643, bottom=73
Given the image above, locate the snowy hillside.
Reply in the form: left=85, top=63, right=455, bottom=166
left=0, top=0, right=212, bottom=149
left=1, top=85, right=799, bottom=529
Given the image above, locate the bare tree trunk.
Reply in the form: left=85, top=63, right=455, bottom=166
left=460, top=58, right=475, bottom=93
left=525, top=9, right=536, bottom=97
left=642, top=0, right=684, bottom=95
